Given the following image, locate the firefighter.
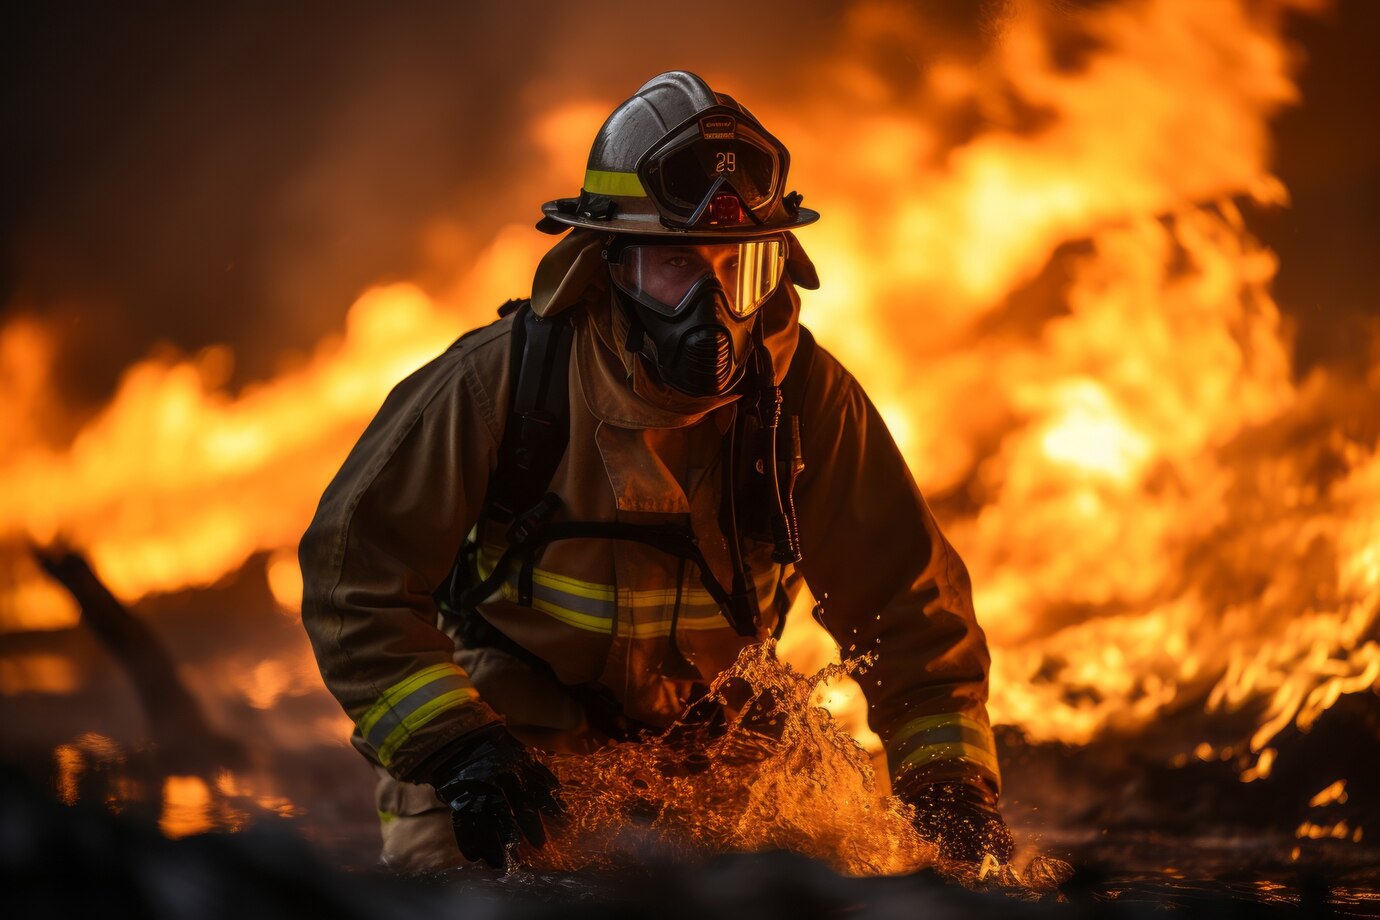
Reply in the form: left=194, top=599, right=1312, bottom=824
left=299, top=71, right=1012, bottom=872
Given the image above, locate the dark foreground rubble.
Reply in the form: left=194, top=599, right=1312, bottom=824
left=5, top=766, right=1376, bottom=920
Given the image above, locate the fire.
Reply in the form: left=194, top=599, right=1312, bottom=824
left=0, top=651, right=80, bottom=695
left=265, top=546, right=304, bottom=615
left=0, top=0, right=1373, bottom=791
left=1036, top=381, right=1153, bottom=483
left=1309, top=780, right=1348, bottom=808
left=1295, top=820, right=1362, bottom=843
left=0, top=247, right=545, bottom=632
left=159, top=775, right=215, bottom=839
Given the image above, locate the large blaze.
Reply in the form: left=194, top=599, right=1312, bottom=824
left=0, top=0, right=1374, bottom=875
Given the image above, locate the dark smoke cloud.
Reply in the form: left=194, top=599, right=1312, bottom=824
left=0, top=0, right=844, bottom=412
left=0, top=0, right=1375, bottom=421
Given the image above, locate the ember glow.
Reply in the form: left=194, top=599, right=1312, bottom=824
left=1, top=0, right=1375, bottom=805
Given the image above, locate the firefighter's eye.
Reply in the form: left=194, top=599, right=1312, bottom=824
left=664, top=256, right=691, bottom=268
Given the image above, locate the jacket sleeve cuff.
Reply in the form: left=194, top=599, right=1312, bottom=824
left=349, top=661, right=504, bottom=782
left=884, top=711, right=1002, bottom=800
left=384, top=697, right=503, bottom=783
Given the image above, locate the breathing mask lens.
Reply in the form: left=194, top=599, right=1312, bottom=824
left=608, top=238, right=786, bottom=318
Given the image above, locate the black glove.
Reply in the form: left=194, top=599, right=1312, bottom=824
left=904, top=781, right=1015, bottom=864
left=427, top=724, right=564, bottom=868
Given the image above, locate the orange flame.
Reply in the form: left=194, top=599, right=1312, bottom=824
left=1, top=0, right=1373, bottom=773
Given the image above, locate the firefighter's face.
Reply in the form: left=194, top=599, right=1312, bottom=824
left=628, top=244, right=739, bottom=314
left=608, top=237, right=786, bottom=319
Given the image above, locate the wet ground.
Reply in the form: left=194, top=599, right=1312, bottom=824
left=4, top=754, right=1379, bottom=919
left=4, top=717, right=1378, bottom=917
left=2, top=566, right=1378, bottom=915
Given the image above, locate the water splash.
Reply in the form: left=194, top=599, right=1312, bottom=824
left=534, top=641, right=1069, bottom=893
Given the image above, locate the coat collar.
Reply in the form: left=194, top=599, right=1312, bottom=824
left=531, top=228, right=811, bottom=431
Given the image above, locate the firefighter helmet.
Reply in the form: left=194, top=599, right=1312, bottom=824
left=538, top=71, right=819, bottom=238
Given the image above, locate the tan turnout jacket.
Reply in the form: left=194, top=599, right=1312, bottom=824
left=300, top=231, right=1000, bottom=799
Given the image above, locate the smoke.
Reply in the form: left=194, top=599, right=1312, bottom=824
left=1, top=1, right=841, bottom=416
left=4, top=1, right=1372, bottom=414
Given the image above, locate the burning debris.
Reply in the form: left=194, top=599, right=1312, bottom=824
left=31, top=545, right=246, bottom=776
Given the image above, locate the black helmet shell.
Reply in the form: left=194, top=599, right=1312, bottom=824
left=539, top=71, right=819, bottom=238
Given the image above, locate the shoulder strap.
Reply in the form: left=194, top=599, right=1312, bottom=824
left=775, top=324, right=815, bottom=563
left=781, top=325, right=816, bottom=417
left=484, top=301, right=576, bottom=524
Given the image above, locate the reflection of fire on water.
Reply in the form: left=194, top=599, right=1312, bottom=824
left=0, top=0, right=1375, bottom=864
left=53, top=732, right=305, bottom=840
left=537, top=641, right=1070, bottom=888
left=541, top=643, right=921, bottom=876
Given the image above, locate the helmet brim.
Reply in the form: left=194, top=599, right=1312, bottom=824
left=538, top=198, right=819, bottom=238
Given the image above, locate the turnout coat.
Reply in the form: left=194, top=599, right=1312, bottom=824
left=299, top=231, right=1000, bottom=847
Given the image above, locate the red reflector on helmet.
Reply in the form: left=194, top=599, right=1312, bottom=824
left=707, top=193, right=743, bottom=224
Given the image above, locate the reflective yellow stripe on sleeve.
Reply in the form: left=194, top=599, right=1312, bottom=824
left=887, top=712, right=1000, bottom=778
left=357, top=663, right=479, bottom=768
left=583, top=169, right=647, bottom=197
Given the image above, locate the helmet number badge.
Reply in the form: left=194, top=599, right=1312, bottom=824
left=715, top=151, right=737, bottom=173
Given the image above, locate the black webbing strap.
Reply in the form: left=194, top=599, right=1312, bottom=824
left=776, top=325, right=815, bottom=561
left=440, top=313, right=818, bottom=643
left=781, top=326, right=816, bottom=433
left=485, top=303, right=575, bottom=524
left=758, top=325, right=815, bottom=638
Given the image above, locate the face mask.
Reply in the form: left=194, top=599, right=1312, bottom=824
left=607, top=237, right=785, bottom=398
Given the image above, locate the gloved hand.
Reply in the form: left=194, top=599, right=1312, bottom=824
left=903, top=780, right=1015, bottom=864
left=427, top=724, right=564, bottom=868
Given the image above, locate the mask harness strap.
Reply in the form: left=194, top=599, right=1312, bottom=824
left=747, top=321, right=802, bottom=567
left=622, top=304, right=648, bottom=366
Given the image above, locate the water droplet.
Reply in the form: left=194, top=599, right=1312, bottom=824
left=535, top=640, right=921, bottom=876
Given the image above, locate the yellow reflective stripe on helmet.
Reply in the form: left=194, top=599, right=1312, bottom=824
left=357, top=664, right=479, bottom=765
left=583, top=169, right=647, bottom=197
left=896, top=741, right=1001, bottom=778
left=376, top=687, right=480, bottom=767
